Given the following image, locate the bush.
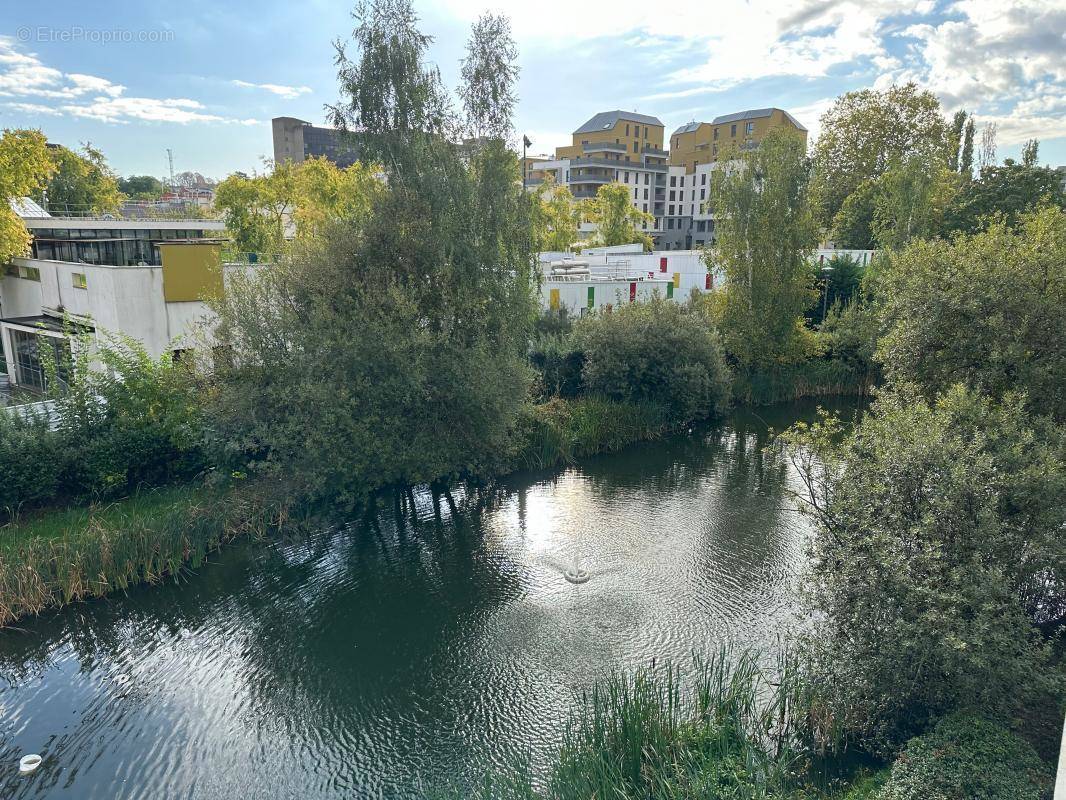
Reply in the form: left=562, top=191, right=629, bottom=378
left=781, top=386, right=1066, bottom=751
left=0, top=412, right=63, bottom=516
left=571, top=298, right=732, bottom=422
left=880, top=713, right=1052, bottom=800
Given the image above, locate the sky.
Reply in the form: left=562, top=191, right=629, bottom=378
left=2, top=0, right=1064, bottom=179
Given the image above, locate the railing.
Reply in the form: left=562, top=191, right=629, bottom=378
left=27, top=201, right=221, bottom=223
left=583, top=142, right=627, bottom=153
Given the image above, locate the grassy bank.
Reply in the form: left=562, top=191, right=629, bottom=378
left=0, top=482, right=292, bottom=627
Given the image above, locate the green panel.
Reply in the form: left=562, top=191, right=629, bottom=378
left=666, top=281, right=673, bottom=299
left=587, top=286, right=595, bottom=308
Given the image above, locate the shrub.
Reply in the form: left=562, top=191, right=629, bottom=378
left=572, top=298, right=732, bottom=422
left=880, top=712, right=1052, bottom=800
left=781, top=386, right=1066, bottom=751
left=0, top=412, right=63, bottom=517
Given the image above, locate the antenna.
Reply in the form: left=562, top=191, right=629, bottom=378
left=166, top=148, right=175, bottom=188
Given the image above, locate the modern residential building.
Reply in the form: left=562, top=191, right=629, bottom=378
left=530, top=110, right=675, bottom=247
left=271, top=116, right=359, bottom=168
left=669, top=108, right=808, bottom=172
left=0, top=203, right=231, bottom=393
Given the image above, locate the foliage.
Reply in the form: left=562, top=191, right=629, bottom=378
left=36, top=142, right=123, bottom=214
left=781, top=386, right=1065, bottom=751
left=870, top=157, right=957, bottom=250
left=709, top=127, right=819, bottom=369
left=811, top=84, right=949, bottom=225
left=1021, top=138, right=1039, bottom=167
left=731, top=357, right=869, bottom=406
left=830, top=178, right=877, bottom=248
left=215, top=157, right=382, bottom=257
left=943, top=160, right=1066, bottom=236
left=583, top=181, right=654, bottom=250
left=458, top=13, right=518, bottom=141
left=528, top=332, right=583, bottom=400
left=0, top=128, right=55, bottom=262
left=571, top=298, right=732, bottom=422
left=0, top=412, right=64, bottom=517
left=879, top=712, right=1051, bottom=800
left=809, top=254, right=865, bottom=326
left=209, top=0, right=537, bottom=505
left=946, top=110, right=966, bottom=173
left=958, top=116, right=975, bottom=178
left=117, top=174, right=164, bottom=199
left=875, top=206, right=1066, bottom=420
left=533, top=174, right=581, bottom=252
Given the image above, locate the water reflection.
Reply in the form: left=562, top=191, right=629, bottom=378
left=0, top=399, right=859, bottom=799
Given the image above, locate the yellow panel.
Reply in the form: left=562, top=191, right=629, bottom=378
left=549, top=288, right=560, bottom=310
left=673, top=272, right=681, bottom=288
left=160, top=243, right=223, bottom=302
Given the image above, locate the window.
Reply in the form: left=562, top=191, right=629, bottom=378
left=644, top=173, right=649, bottom=184
left=18, top=265, right=40, bottom=281
left=72, top=272, right=87, bottom=289
left=643, top=126, right=648, bottom=138
left=701, top=173, right=706, bottom=185
left=670, top=175, right=676, bottom=187
left=634, top=188, right=638, bottom=199
left=643, top=203, right=648, bottom=212
left=669, top=204, right=674, bottom=215
left=633, top=141, right=638, bottom=152
left=746, top=122, right=754, bottom=134
left=625, top=124, right=630, bottom=136
left=713, top=128, right=719, bottom=141
left=668, top=218, right=674, bottom=229
left=643, top=188, right=648, bottom=200
left=624, top=171, right=630, bottom=182
left=669, top=190, right=675, bottom=201
left=11, top=329, right=71, bottom=392
left=700, top=188, right=706, bottom=200
left=730, top=124, right=737, bottom=137
left=713, top=143, right=718, bottom=157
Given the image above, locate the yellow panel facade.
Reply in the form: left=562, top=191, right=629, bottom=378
left=556, top=116, right=665, bottom=161
left=669, top=109, right=808, bottom=172
left=160, top=242, right=224, bottom=302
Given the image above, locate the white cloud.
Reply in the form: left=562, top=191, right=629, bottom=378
left=232, top=79, right=312, bottom=100
left=0, top=36, right=257, bottom=125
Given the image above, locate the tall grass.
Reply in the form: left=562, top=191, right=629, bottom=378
left=0, top=482, right=293, bottom=626
left=444, top=647, right=847, bottom=800
left=735, top=360, right=872, bottom=406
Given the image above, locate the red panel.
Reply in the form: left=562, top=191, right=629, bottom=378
left=659, top=256, right=668, bottom=272
left=629, top=282, right=637, bottom=302
left=705, top=272, right=712, bottom=290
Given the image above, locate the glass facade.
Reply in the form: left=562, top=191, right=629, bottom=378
left=28, top=228, right=209, bottom=266
left=11, top=329, right=71, bottom=392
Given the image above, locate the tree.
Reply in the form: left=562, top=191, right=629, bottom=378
left=708, top=128, right=819, bottom=368
left=870, top=156, right=957, bottom=250
left=978, top=122, right=997, bottom=169
left=37, top=143, right=123, bottom=214
left=1021, top=138, right=1039, bottom=167
left=947, top=110, right=967, bottom=171
left=958, top=116, right=975, bottom=177
left=534, top=174, right=581, bottom=252
left=214, top=170, right=284, bottom=256
left=458, top=13, right=518, bottom=141
left=829, top=178, right=877, bottom=248
left=209, top=0, right=537, bottom=504
left=782, top=386, right=1065, bottom=751
left=874, top=206, right=1066, bottom=420
left=583, top=182, right=654, bottom=250
left=118, top=175, right=164, bottom=199
left=943, top=159, right=1066, bottom=235
left=0, top=128, right=55, bottom=263
left=811, top=84, right=949, bottom=224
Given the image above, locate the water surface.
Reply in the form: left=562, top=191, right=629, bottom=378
left=0, top=400, right=858, bottom=798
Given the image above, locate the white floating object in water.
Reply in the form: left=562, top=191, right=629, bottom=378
left=565, top=567, right=590, bottom=584
left=19, top=754, right=42, bottom=775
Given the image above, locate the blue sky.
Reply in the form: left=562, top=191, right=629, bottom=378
left=2, top=0, right=1064, bottom=178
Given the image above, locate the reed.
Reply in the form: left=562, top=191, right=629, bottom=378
left=735, top=360, right=873, bottom=406
left=0, top=482, right=292, bottom=627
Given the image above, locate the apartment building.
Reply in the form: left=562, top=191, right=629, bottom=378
left=669, top=108, right=807, bottom=172
left=271, top=116, right=360, bottom=168
left=529, top=110, right=676, bottom=247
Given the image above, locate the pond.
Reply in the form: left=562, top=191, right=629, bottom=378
left=0, top=400, right=861, bottom=799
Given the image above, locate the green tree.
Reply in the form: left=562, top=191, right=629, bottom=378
left=781, top=386, right=1065, bottom=751
left=870, top=157, right=957, bottom=250
left=37, top=142, right=123, bottom=214
left=875, top=205, right=1066, bottom=420
left=943, top=159, right=1065, bottom=235
left=534, top=174, right=581, bottom=252
left=958, top=116, right=975, bottom=177
left=811, top=84, right=949, bottom=224
left=708, top=128, right=819, bottom=368
left=458, top=13, right=518, bottom=141
left=571, top=298, right=732, bottom=422
left=946, top=109, right=967, bottom=171
left=1021, top=137, right=1039, bottom=167
left=118, top=174, right=164, bottom=199
left=209, top=0, right=537, bottom=504
left=0, top=128, right=55, bottom=263
left=583, top=182, right=654, bottom=250
left=829, top=178, right=877, bottom=248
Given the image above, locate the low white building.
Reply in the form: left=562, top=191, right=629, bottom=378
left=1, top=206, right=231, bottom=392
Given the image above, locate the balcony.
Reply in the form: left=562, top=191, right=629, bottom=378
left=583, top=141, right=628, bottom=154
left=641, top=145, right=668, bottom=157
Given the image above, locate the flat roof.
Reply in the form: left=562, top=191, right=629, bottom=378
left=0, top=314, right=95, bottom=333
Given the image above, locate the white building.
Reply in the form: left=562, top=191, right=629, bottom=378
left=1, top=205, right=230, bottom=392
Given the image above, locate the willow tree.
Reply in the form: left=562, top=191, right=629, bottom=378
left=584, top=182, right=654, bottom=250
left=209, top=0, right=537, bottom=503
left=708, top=129, right=818, bottom=368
